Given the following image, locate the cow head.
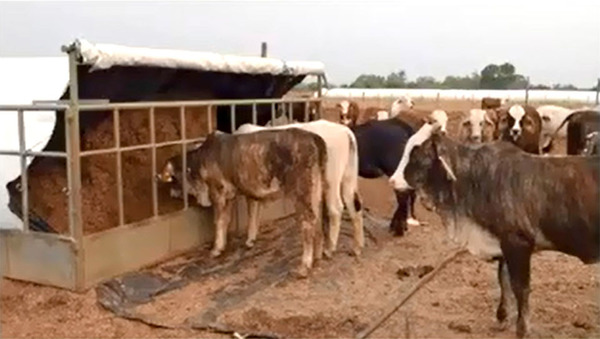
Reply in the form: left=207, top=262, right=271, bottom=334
left=157, top=156, right=192, bottom=199
left=583, top=131, right=599, bottom=155
left=336, top=100, right=358, bottom=126
left=423, top=109, right=448, bottom=135
left=188, top=167, right=212, bottom=207
left=388, top=122, right=457, bottom=192
left=497, top=105, right=540, bottom=139
left=390, top=96, right=414, bottom=117
left=460, top=109, right=496, bottom=143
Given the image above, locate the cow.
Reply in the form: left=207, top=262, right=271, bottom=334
left=548, top=109, right=600, bottom=155
left=536, top=105, right=574, bottom=152
left=481, top=97, right=503, bottom=110
left=158, top=128, right=329, bottom=278
left=397, top=109, right=449, bottom=136
left=495, top=104, right=542, bottom=154
left=377, top=110, right=390, bottom=120
left=388, top=121, right=600, bottom=338
left=235, top=120, right=364, bottom=258
left=336, top=100, right=361, bottom=126
left=350, top=118, right=419, bottom=235
left=458, top=108, right=496, bottom=143
left=390, top=95, right=415, bottom=117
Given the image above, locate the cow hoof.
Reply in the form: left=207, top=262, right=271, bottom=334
left=245, top=239, right=255, bottom=249
left=496, top=305, right=508, bottom=323
left=352, top=247, right=362, bottom=257
left=323, top=248, right=333, bottom=259
left=210, top=249, right=223, bottom=258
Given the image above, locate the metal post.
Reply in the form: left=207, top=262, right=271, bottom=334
left=525, top=76, right=530, bottom=105
left=65, top=49, right=85, bottom=291
left=261, top=42, right=267, bottom=58
left=316, top=75, right=323, bottom=119
left=271, top=103, right=276, bottom=124
left=149, top=107, right=158, bottom=217
left=304, top=100, right=309, bottom=122
left=596, top=78, right=599, bottom=105
left=252, top=103, right=257, bottom=125
left=113, top=109, right=124, bottom=226
left=207, top=105, right=213, bottom=132
left=230, top=104, right=236, bottom=132
left=17, top=109, right=29, bottom=232
left=288, top=102, right=293, bottom=122
left=180, top=106, right=188, bottom=209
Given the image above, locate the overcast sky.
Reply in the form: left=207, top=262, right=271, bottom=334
left=1, top=0, right=599, bottom=87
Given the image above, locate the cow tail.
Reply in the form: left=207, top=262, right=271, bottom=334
left=347, top=130, right=363, bottom=213
left=314, top=134, right=330, bottom=233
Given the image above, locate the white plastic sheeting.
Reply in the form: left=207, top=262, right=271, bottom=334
left=0, top=57, right=67, bottom=229
left=72, top=39, right=326, bottom=76
left=322, top=88, right=599, bottom=103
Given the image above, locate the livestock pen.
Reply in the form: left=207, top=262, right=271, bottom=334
left=0, top=39, right=326, bottom=292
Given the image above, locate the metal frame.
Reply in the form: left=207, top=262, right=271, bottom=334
left=0, top=48, right=325, bottom=291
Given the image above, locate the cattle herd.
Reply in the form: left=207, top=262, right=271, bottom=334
left=157, top=95, right=600, bottom=338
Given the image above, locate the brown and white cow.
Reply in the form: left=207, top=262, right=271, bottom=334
left=159, top=128, right=328, bottom=278
left=235, top=120, right=364, bottom=258
left=389, top=121, right=600, bottom=338
left=336, top=100, right=361, bottom=126
left=495, top=104, right=543, bottom=154
left=481, top=97, right=502, bottom=110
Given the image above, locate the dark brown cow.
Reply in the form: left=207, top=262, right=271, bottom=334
left=495, top=104, right=542, bottom=154
left=549, top=109, right=600, bottom=155
left=159, top=129, right=328, bottom=278
left=481, top=97, right=502, bottom=110
left=390, top=122, right=600, bottom=338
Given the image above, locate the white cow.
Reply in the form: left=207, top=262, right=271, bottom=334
left=235, top=119, right=364, bottom=257
left=390, top=95, right=414, bottom=117
left=377, top=110, right=390, bottom=120
left=536, top=105, right=574, bottom=150
left=459, top=108, right=496, bottom=143
left=429, top=109, right=449, bottom=134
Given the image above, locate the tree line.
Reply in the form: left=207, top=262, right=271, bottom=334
left=296, top=62, right=598, bottom=91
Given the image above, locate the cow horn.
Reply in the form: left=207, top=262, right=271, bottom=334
left=438, top=156, right=457, bottom=181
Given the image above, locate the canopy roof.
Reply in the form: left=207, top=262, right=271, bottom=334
left=64, top=39, right=325, bottom=76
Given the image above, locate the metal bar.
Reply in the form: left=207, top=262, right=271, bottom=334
left=65, top=50, right=85, bottom=291
left=596, top=78, right=600, bottom=105
left=288, top=102, right=293, bottom=122
left=79, top=137, right=207, bottom=157
left=207, top=105, right=213, bottom=132
left=304, top=100, right=309, bottom=122
left=261, top=42, right=267, bottom=57
left=316, top=75, right=323, bottom=119
left=252, top=103, right=257, bottom=125
left=0, top=105, right=69, bottom=111
left=525, top=76, right=530, bottom=105
left=180, top=106, right=188, bottom=210
left=0, top=150, right=66, bottom=157
left=32, top=99, right=109, bottom=105
left=114, top=109, right=125, bottom=226
left=149, top=107, right=158, bottom=217
left=76, top=97, right=321, bottom=111
left=17, top=109, right=29, bottom=232
left=230, top=104, right=236, bottom=132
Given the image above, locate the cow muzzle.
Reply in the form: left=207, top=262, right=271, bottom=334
left=510, top=128, right=521, bottom=140
left=389, top=176, right=412, bottom=191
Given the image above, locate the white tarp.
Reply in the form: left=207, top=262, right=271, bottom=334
left=0, top=57, right=67, bottom=229
left=322, top=88, right=599, bottom=104
left=71, top=39, right=325, bottom=76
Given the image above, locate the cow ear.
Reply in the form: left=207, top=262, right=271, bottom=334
left=431, top=135, right=457, bottom=182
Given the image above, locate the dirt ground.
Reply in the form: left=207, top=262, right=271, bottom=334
left=2, top=98, right=599, bottom=338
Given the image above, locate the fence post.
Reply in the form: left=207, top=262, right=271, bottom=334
left=525, top=76, right=530, bottom=105
left=261, top=42, right=267, bottom=58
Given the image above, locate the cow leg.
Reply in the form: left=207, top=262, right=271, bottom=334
left=211, top=199, right=234, bottom=258
left=342, top=186, right=364, bottom=257
left=390, top=190, right=410, bottom=236
left=501, top=238, right=533, bottom=338
left=407, top=190, right=420, bottom=226
left=496, top=257, right=512, bottom=326
left=245, top=198, right=261, bottom=248
left=324, top=182, right=344, bottom=259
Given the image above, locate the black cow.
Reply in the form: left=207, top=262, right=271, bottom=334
left=350, top=118, right=418, bottom=235
left=551, top=109, right=600, bottom=155
left=389, top=122, right=600, bottom=338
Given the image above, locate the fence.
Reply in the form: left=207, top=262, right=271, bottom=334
left=0, top=50, right=324, bottom=292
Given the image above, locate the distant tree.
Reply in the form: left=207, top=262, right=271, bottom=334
left=480, top=62, right=521, bottom=89
left=442, top=71, right=480, bottom=89
left=385, top=70, right=408, bottom=88
left=531, top=84, right=551, bottom=90
left=350, top=74, right=386, bottom=88
left=552, top=83, right=578, bottom=90
left=412, top=76, right=439, bottom=88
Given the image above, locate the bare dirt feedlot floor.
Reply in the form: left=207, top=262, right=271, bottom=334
left=2, top=177, right=599, bottom=338
left=2, top=99, right=599, bottom=338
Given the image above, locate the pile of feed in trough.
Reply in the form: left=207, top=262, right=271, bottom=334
left=25, top=107, right=214, bottom=234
